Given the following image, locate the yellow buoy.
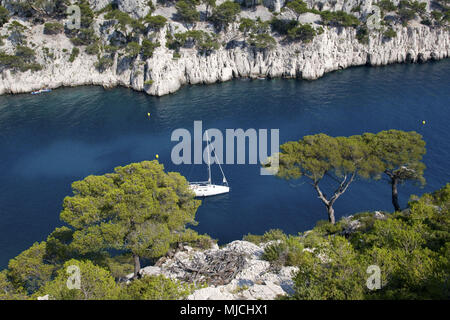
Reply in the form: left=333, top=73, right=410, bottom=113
left=156, top=154, right=159, bottom=159
left=422, top=120, right=426, bottom=125
left=147, top=112, right=151, bottom=117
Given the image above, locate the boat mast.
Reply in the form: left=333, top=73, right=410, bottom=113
left=205, top=131, right=212, bottom=184
left=209, top=134, right=228, bottom=187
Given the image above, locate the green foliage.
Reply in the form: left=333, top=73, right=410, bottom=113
left=0, top=45, right=42, bottom=73
left=85, top=41, right=100, bottom=55
left=383, top=27, right=397, bottom=39
left=171, top=30, right=220, bottom=54
left=287, top=24, right=317, bottom=42
left=210, top=1, right=241, bottom=30
left=141, top=39, right=160, bottom=59
left=288, top=184, right=450, bottom=299
left=356, top=25, right=369, bottom=44
left=7, top=242, right=55, bottom=294
left=362, top=130, right=426, bottom=210
left=7, top=20, right=28, bottom=45
left=144, top=14, right=167, bottom=31
left=244, top=229, right=287, bottom=244
left=378, top=0, right=397, bottom=13
left=248, top=33, right=277, bottom=50
left=119, top=275, right=192, bottom=300
left=68, top=47, right=80, bottom=62
left=70, top=28, right=97, bottom=46
left=78, top=0, right=95, bottom=28
left=262, top=242, right=287, bottom=262
left=293, top=235, right=367, bottom=299
left=176, top=229, right=215, bottom=249
left=43, top=22, right=64, bottom=35
left=105, top=9, right=145, bottom=33
left=275, top=133, right=383, bottom=223
left=0, top=6, right=10, bottom=27
left=270, top=18, right=299, bottom=35
left=0, top=270, right=27, bottom=300
left=431, top=11, right=443, bottom=22
left=95, top=55, right=114, bottom=72
left=175, top=0, right=200, bottom=25
left=6, top=0, right=68, bottom=19
left=397, top=1, right=425, bottom=24
left=126, top=41, right=141, bottom=58
left=60, top=161, right=200, bottom=276
left=239, top=18, right=256, bottom=34
left=37, top=259, right=120, bottom=300
left=286, top=0, right=308, bottom=21
left=320, top=10, right=360, bottom=27
left=144, top=79, right=154, bottom=86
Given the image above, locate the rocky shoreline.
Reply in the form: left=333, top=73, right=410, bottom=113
left=1, top=24, right=448, bottom=97
left=0, top=1, right=448, bottom=97
left=128, top=240, right=299, bottom=300
left=122, top=212, right=387, bottom=300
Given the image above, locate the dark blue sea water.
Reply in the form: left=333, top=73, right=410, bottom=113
left=0, top=60, right=449, bottom=268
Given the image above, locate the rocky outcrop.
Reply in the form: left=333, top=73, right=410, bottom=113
left=129, top=241, right=298, bottom=300
left=0, top=2, right=448, bottom=96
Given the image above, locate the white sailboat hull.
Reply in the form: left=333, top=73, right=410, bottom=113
left=189, top=184, right=230, bottom=197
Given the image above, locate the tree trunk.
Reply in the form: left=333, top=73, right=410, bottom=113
left=327, top=205, right=336, bottom=224
left=133, top=254, right=141, bottom=279
left=391, top=177, right=400, bottom=212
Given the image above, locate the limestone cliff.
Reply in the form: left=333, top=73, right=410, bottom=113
left=0, top=1, right=448, bottom=96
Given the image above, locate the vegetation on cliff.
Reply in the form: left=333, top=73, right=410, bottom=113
left=0, top=0, right=448, bottom=75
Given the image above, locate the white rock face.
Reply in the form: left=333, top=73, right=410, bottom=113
left=129, top=240, right=298, bottom=300
left=117, top=0, right=153, bottom=19
left=0, top=3, right=448, bottom=97
left=88, top=0, right=113, bottom=11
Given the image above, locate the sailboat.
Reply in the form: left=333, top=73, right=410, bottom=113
left=189, top=131, right=230, bottom=197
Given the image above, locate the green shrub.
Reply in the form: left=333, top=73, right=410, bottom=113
left=144, top=14, right=167, bottom=31
left=43, top=22, right=64, bottom=35
left=68, top=47, right=80, bottom=62
left=0, top=5, right=9, bottom=27
left=105, top=9, right=144, bottom=33
left=378, top=0, right=396, bottom=13
left=175, top=1, right=200, bottom=24
left=320, top=10, right=360, bottom=27
left=174, top=229, right=215, bottom=250
left=70, top=28, right=97, bottom=46
left=141, top=39, right=160, bottom=59
left=290, top=184, right=450, bottom=300
left=262, top=242, right=287, bottom=262
left=0, top=46, right=42, bottom=73
left=79, top=1, right=95, bottom=28
left=126, top=41, right=141, bottom=58
left=7, top=21, right=28, bottom=45
left=85, top=41, right=100, bottom=55
left=383, top=27, right=397, bottom=39
left=171, top=30, right=220, bottom=54
left=287, top=24, right=317, bottom=42
left=243, top=229, right=287, bottom=244
left=36, top=259, right=120, bottom=300
left=95, top=55, right=114, bottom=72
left=248, top=33, right=277, bottom=50
left=119, top=275, right=193, bottom=300
left=356, top=26, right=369, bottom=44
left=270, top=18, right=299, bottom=35
left=210, top=1, right=241, bottom=30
